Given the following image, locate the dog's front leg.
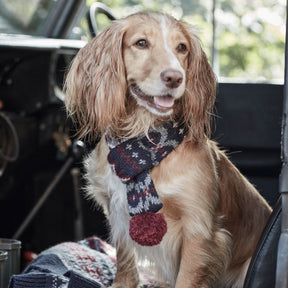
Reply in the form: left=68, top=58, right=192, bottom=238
left=175, top=230, right=231, bottom=288
left=175, top=237, right=208, bottom=288
left=111, top=240, right=139, bottom=288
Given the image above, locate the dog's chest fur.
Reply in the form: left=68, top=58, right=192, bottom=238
left=85, top=136, right=218, bottom=285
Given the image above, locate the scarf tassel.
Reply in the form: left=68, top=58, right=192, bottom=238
left=129, top=212, right=167, bottom=246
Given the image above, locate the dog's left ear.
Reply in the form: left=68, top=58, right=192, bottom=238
left=179, top=23, right=217, bottom=142
left=64, top=20, right=128, bottom=140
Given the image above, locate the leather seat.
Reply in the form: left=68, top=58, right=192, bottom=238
left=244, top=198, right=281, bottom=288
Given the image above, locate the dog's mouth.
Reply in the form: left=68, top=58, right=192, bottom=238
left=130, top=84, right=175, bottom=113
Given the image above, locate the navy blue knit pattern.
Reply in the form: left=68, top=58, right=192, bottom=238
left=9, top=237, right=166, bottom=287
left=107, top=122, right=187, bottom=216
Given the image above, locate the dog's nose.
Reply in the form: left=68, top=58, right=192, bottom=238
left=160, top=69, right=183, bottom=88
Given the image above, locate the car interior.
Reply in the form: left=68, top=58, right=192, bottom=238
left=0, top=0, right=287, bottom=287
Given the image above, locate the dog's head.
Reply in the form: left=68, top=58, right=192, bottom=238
left=65, top=12, right=216, bottom=141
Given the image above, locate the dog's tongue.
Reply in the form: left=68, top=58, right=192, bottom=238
left=154, top=96, right=175, bottom=108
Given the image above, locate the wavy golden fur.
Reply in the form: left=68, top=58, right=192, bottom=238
left=65, top=12, right=215, bottom=142
left=65, top=12, right=271, bottom=288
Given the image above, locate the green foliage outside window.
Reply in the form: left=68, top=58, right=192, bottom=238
left=86, top=0, right=285, bottom=83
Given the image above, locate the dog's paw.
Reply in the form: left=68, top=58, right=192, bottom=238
left=109, top=283, right=138, bottom=288
left=109, top=283, right=140, bottom=288
left=109, top=284, right=122, bottom=288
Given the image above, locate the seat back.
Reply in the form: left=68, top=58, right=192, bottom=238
left=213, top=83, right=283, bottom=206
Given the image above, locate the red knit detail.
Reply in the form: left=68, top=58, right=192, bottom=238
left=129, top=213, right=167, bottom=246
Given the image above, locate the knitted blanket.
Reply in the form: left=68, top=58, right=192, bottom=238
left=9, top=237, right=159, bottom=288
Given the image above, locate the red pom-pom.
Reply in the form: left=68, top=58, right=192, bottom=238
left=129, top=212, right=167, bottom=246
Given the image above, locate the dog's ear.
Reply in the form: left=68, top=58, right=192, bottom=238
left=179, top=23, right=217, bottom=142
left=64, top=20, right=127, bottom=140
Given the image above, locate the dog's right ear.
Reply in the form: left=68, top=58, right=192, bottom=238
left=64, top=20, right=128, bottom=140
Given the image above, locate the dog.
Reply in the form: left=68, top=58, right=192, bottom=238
left=64, top=12, right=272, bottom=288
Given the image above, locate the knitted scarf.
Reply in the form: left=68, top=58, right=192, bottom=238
left=106, top=122, right=187, bottom=246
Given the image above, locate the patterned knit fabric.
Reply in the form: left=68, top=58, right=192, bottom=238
left=106, top=122, right=187, bottom=246
left=106, top=121, right=187, bottom=217
left=9, top=237, right=160, bottom=288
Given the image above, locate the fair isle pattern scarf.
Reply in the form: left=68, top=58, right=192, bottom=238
left=106, top=122, right=187, bottom=246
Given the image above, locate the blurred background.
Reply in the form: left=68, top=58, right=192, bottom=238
left=0, top=0, right=285, bottom=82
left=0, top=0, right=286, bottom=268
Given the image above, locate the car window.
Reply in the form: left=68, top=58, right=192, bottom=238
left=80, top=0, right=285, bottom=84
left=0, top=0, right=285, bottom=84
left=0, top=0, right=55, bottom=35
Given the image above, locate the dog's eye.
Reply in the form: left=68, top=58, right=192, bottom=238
left=177, top=43, right=187, bottom=53
left=135, top=39, right=149, bottom=49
